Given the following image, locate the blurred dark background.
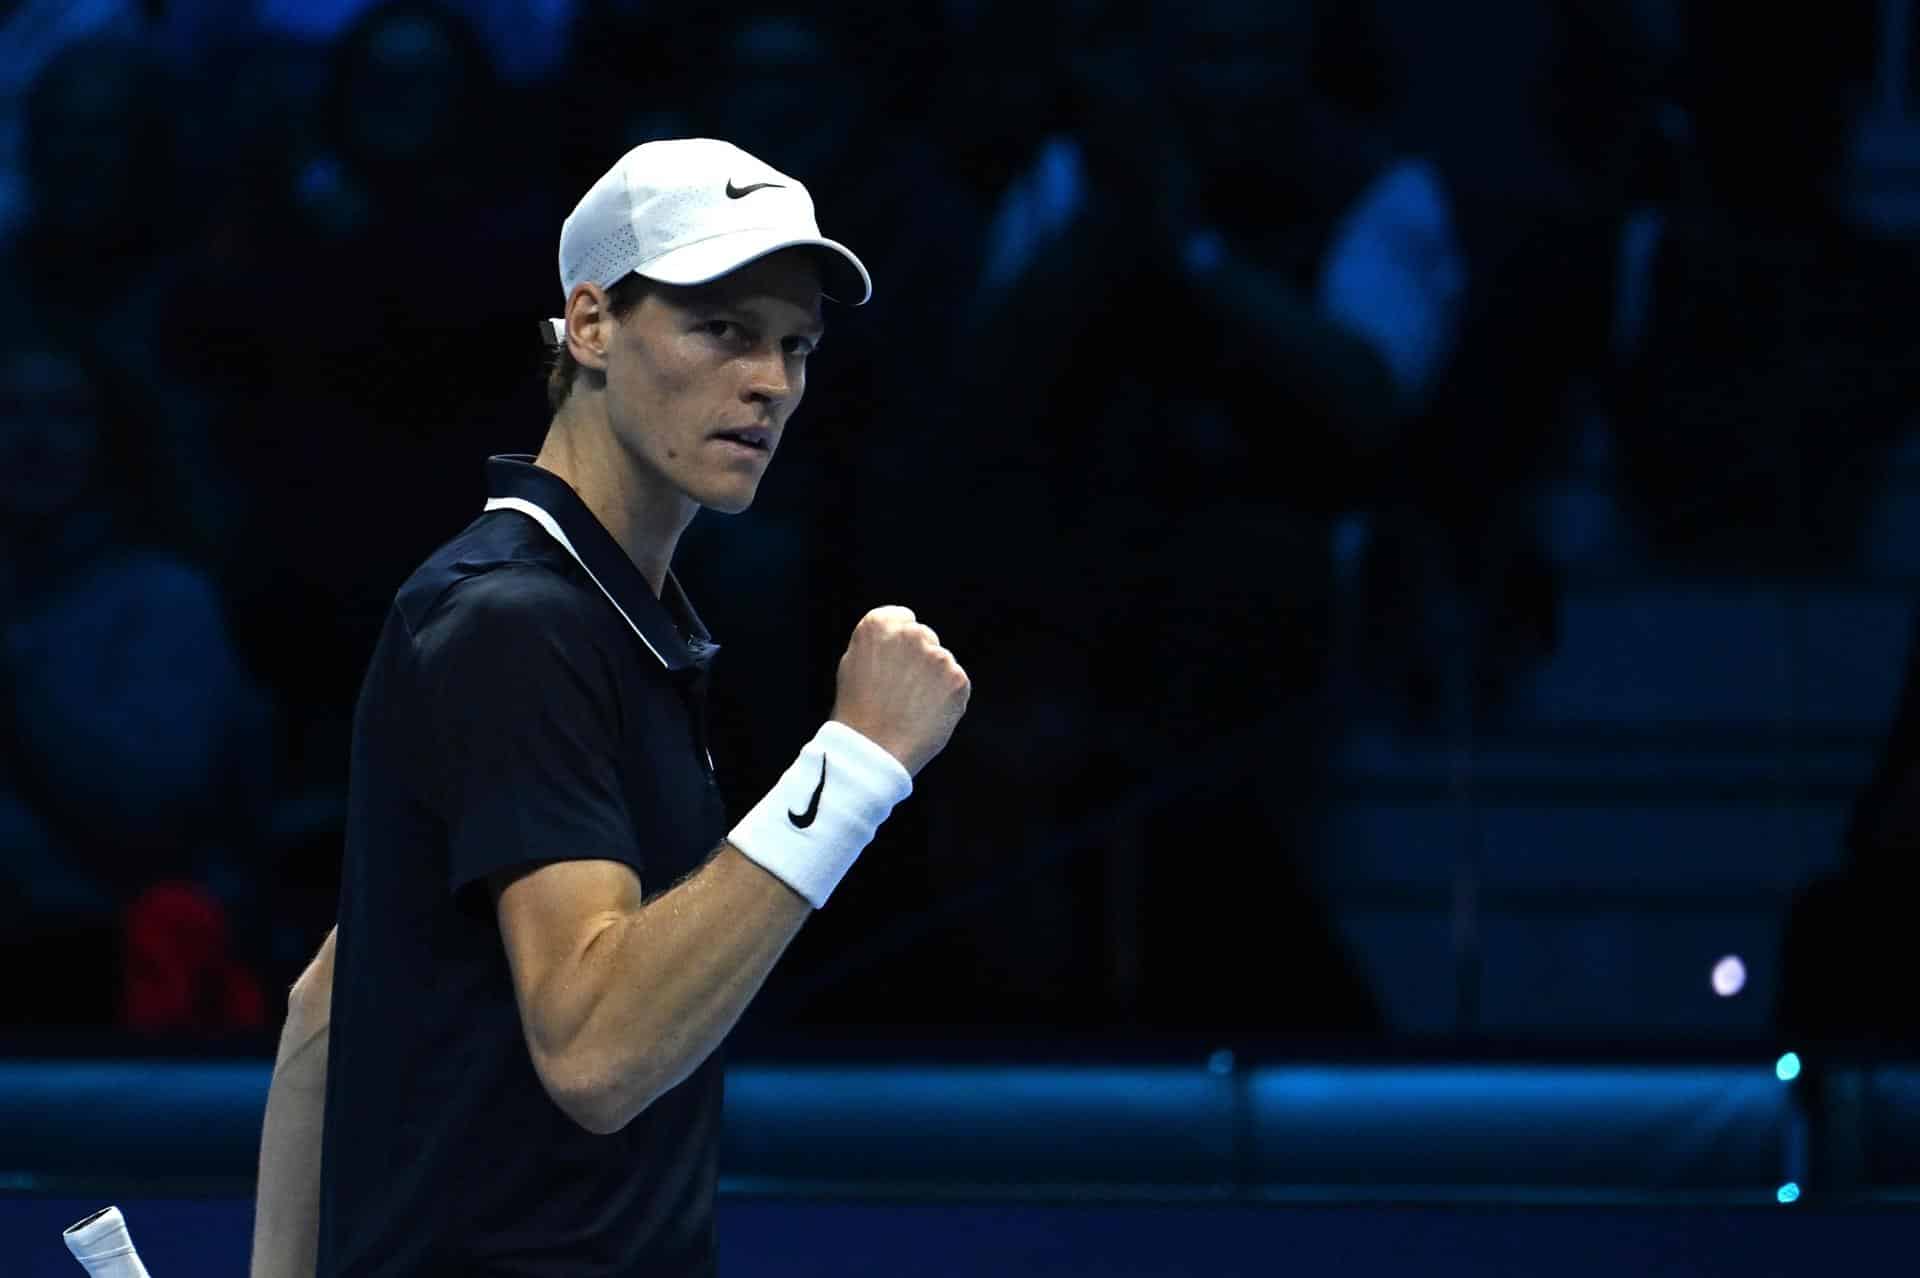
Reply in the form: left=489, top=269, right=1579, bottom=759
left=0, top=0, right=1917, bottom=1076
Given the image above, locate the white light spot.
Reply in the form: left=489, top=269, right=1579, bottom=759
left=1712, top=955, right=1747, bottom=997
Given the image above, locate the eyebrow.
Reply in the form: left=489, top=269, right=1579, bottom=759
left=694, top=295, right=825, bottom=343
left=752, top=308, right=827, bottom=343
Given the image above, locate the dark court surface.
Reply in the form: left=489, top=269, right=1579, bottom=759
left=3, top=1193, right=1912, bottom=1277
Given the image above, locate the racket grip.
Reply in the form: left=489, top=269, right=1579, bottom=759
left=63, top=1206, right=154, bottom=1278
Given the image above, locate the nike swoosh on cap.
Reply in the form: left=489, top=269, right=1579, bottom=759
left=726, top=180, right=786, bottom=199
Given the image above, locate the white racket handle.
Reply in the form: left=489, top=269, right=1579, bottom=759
left=63, top=1206, right=153, bottom=1278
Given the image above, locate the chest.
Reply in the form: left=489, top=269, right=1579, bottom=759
left=614, top=668, right=729, bottom=889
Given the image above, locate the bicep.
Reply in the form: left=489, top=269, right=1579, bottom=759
left=491, top=859, right=645, bottom=1067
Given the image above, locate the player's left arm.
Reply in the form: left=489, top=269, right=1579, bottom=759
left=250, top=926, right=336, bottom=1278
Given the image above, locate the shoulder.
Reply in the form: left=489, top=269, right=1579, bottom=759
left=439, top=559, right=593, bottom=623
left=396, top=513, right=649, bottom=720
left=415, top=561, right=609, bottom=671
left=400, top=510, right=601, bottom=642
left=403, top=558, right=632, bottom=740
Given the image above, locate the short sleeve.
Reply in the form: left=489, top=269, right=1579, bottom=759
left=416, top=566, right=637, bottom=897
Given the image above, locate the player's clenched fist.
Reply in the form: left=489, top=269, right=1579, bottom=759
left=830, top=606, right=971, bottom=777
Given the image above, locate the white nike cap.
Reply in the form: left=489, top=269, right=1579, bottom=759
left=550, top=137, right=870, bottom=340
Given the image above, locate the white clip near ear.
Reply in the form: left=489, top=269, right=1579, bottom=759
left=546, top=317, right=567, bottom=346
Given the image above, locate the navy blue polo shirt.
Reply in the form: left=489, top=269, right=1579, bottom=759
left=318, top=456, right=728, bottom=1278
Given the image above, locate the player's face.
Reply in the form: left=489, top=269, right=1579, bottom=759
left=604, top=250, right=825, bottom=515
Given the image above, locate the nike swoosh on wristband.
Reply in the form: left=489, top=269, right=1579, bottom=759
left=726, top=180, right=785, bottom=199
left=789, top=756, right=827, bottom=828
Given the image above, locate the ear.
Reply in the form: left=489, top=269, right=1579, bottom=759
left=564, top=282, right=613, bottom=372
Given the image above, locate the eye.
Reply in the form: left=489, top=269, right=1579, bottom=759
left=783, top=336, right=818, bottom=357
left=700, top=320, right=739, bottom=340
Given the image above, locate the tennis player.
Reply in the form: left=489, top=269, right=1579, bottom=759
left=248, top=138, right=970, bottom=1277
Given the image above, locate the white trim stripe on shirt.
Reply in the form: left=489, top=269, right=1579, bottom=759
left=482, top=496, right=671, bottom=669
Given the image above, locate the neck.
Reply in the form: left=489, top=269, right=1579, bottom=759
left=534, top=399, right=695, bottom=597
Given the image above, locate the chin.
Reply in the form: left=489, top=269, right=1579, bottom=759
left=698, top=485, right=760, bottom=516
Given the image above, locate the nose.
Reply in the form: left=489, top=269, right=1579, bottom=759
left=742, top=346, right=798, bottom=408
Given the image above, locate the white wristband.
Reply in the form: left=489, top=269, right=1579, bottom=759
left=728, top=720, right=912, bottom=908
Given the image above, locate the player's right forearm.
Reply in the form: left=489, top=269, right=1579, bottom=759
left=526, top=611, right=968, bottom=1135
left=250, top=928, right=335, bottom=1278
left=545, top=845, right=812, bottom=1133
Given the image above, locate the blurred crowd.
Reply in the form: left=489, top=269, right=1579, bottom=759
left=0, top=0, right=1914, bottom=1046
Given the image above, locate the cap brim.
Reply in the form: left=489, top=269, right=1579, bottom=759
left=636, top=231, right=872, bottom=306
